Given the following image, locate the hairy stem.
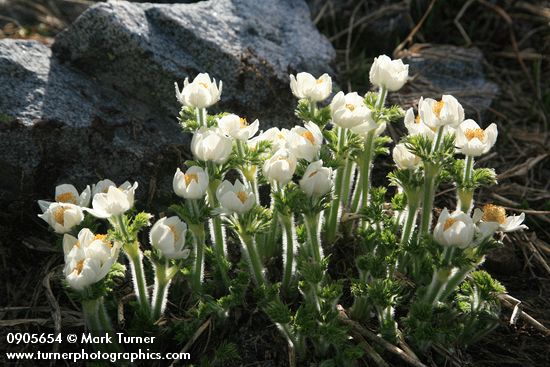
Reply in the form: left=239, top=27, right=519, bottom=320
left=325, top=126, right=346, bottom=242
left=281, top=214, right=297, bottom=293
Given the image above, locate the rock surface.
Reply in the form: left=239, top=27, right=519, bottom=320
left=0, top=0, right=335, bottom=209
left=52, top=0, right=335, bottom=128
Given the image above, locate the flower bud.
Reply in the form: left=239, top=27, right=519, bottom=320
left=299, top=160, right=333, bottom=198
left=216, top=179, right=255, bottom=215
left=173, top=166, right=209, bottom=199
left=289, top=72, right=332, bottom=102
left=369, top=55, right=409, bottom=92
left=175, top=73, right=222, bottom=109
left=191, top=127, right=233, bottom=164
left=150, top=216, right=190, bottom=259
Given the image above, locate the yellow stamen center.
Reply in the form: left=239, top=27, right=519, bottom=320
left=444, top=218, right=457, bottom=231
left=433, top=100, right=445, bottom=118
left=56, top=192, right=77, bottom=204
left=240, top=117, right=248, bottom=128
left=53, top=207, right=66, bottom=225
left=301, top=131, right=315, bottom=144
left=74, top=259, right=85, bottom=275
left=316, top=78, right=324, bottom=84
left=345, top=103, right=355, bottom=111
left=415, top=115, right=421, bottom=124
left=198, top=82, right=209, bottom=89
left=184, top=173, right=198, bottom=186
left=237, top=191, right=247, bottom=204
left=464, top=128, right=485, bottom=141
left=74, top=241, right=80, bottom=249
left=168, top=225, right=180, bottom=242
left=482, top=204, right=506, bottom=224
left=94, top=234, right=112, bottom=248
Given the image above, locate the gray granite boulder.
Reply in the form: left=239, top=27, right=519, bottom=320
left=52, top=0, right=336, bottom=128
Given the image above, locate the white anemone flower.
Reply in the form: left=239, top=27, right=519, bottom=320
left=175, top=73, right=222, bottom=109
left=173, top=166, right=209, bottom=200
left=217, top=114, right=259, bottom=141
left=86, top=182, right=138, bottom=219
left=63, top=228, right=118, bottom=291
left=369, top=55, right=409, bottom=92
left=191, top=127, right=233, bottom=164
left=299, top=160, right=333, bottom=198
left=150, top=216, right=190, bottom=260
left=473, top=204, right=528, bottom=233
left=248, top=127, right=290, bottom=152
left=289, top=72, right=332, bottom=102
left=38, top=184, right=91, bottom=213
left=392, top=143, right=421, bottom=170
left=263, top=148, right=297, bottom=186
left=38, top=202, right=84, bottom=234
left=419, top=95, right=464, bottom=129
left=456, top=119, right=498, bottom=157
left=433, top=208, right=475, bottom=249
left=330, top=92, right=373, bottom=129
left=287, top=121, right=323, bottom=161
left=216, top=179, right=255, bottom=215
left=404, top=103, right=436, bottom=139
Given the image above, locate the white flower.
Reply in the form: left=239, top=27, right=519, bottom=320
left=299, top=160, right=333, bottom=198
left=369, top=54, right=409, bottom=92
left=263, top=148, right=297, bottom=186
left=38, top=184, right=92, bottom=213
left=216, top=179, right=255, bottom=215
left=91, top=179, right=116, bottom=196
left=330, top=92, right=373, bottom=129
left=419, top=95, right=464, bottom=129
left=392, top=143, right=421, bottom=170
left=455, top=119, right=498, bottom=157
left=62, top=228, right=118, bottom=291
left=249, top=127, right=290, bottom=152
left=173, top=166, right=209, bottom=199
left=433, top=208, right=475, bottom=249
left=404, top=103, right=436, bottom=139
left=287, top=122, right=323, bottom=161
left=38, top=202, right=84, bottom=234
left=289, top=72, right=332, bottom=102
left=191, top=127, right=233, bottom=164
left=86, top=182, right=138, bottom=219
left=473, top=204, right=528, bottom=233
left=349, top=113, right=378, bottom=138
left=175, top=73, right=222, bottom=109
left=150, top=216, right=190, bottom=260
left=217, top=114, right=259, bottom=141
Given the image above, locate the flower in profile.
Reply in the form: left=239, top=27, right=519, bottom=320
left=216, top=179, right=255, bottom=215
left=91, top=179, right=117, bottom=196
left=299, top=160, right=333, bottom=198
left=473, top=204, right=528, bottom=233
left=420, top=95, right=464, bottom=129
left=392, top=143, right=421, bottom=170
left=63, top=228, right=118, bottom=291
left=404, top=101, right=436, bottom=139
left=38, top=202, right=84, bottom=234
left=175, top=73, right=222, bottom=108
left=150, top=216, right=190, bottom=260
left=455, top=119, right=498, bottom=157
left=289, top=72, right=332, bottom=102
left=248, top=127, right=290, bottom=152
left=173, top=166, right=209, bottom=200
left=287, top=121, right=323, bottom=161
left=217, top=114, right=259, bottom=141
left=330, top=92, right=373, bottom=129
left=263, top=148, right=297, bottom=186
left=369, top=54, right=409, bottom=92
left=191, top=127, right=233, bottom=164
left=433, top=208, right=475, bottom=248
left=86, top=182, right=138, bottom=219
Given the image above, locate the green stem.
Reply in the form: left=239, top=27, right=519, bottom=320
left=281, top=214, right=296, bottom=292
left=438, top=266, right=472, bottom=302
left=152, top=260, right=170, bottom=320
left=97, top=300, right=114, bottom=335
left=400, top=202, right=419, bottom=245
left=126, top=247, right=150, bottom=313
left=419, top=163, right=438, bottom=237
left=197, top=107, right=206, bottom=127
left=340, top=160, right=355, bottom=209
left=238, top=231, right=266, bottom=286
left=376, top=87, right=387, bottom=110
left=189, top=223, right=206, bottom=294
left=459, top=156, right=475, bottom=213
left=206, top=180, right=230, bottom=289
left=350, top=170, right=362, bottom=213
left=82, top=298, right=102, bottom=335
left=432, top=127, right=445, bottom=153
left=325, top=127, right=346, bottom=242
left=304, top=213, right=322, bottom=263
left=359, top=130, right=376, bottom=212
left=265, top=183, right=281, bottom=260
